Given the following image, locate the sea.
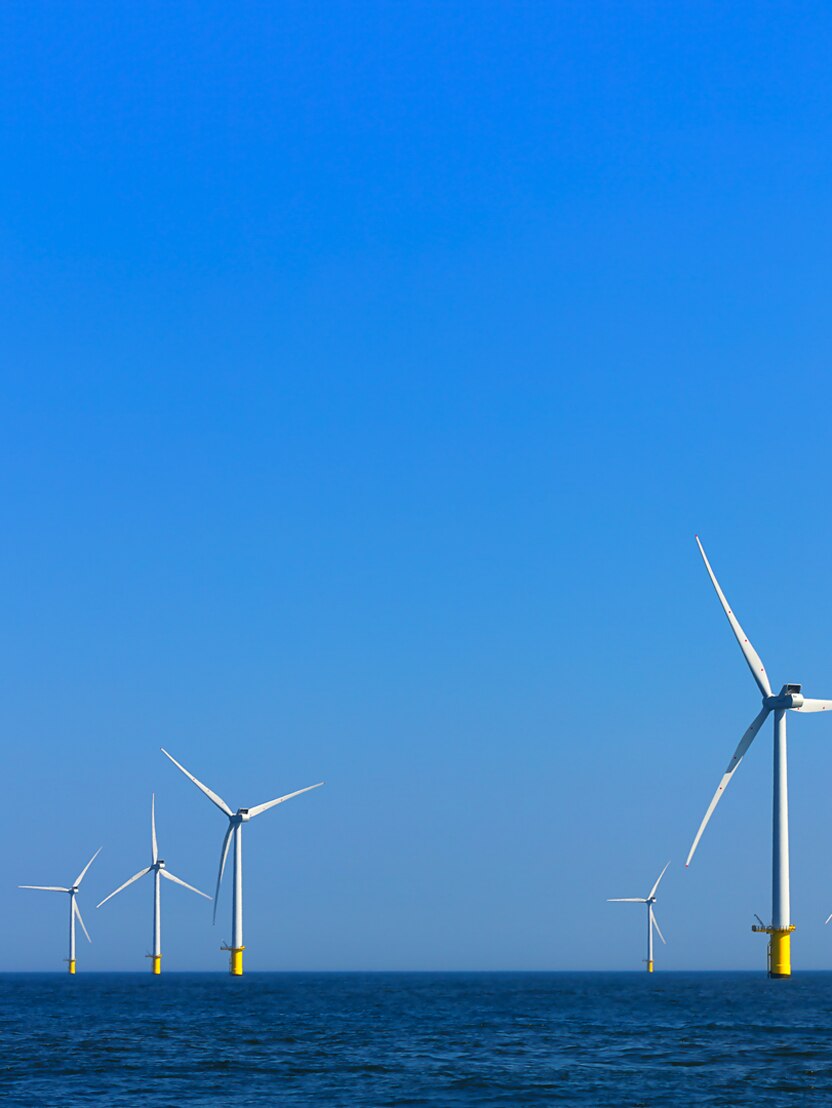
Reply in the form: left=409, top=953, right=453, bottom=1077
left=2, top=971, right=832, bottom=1105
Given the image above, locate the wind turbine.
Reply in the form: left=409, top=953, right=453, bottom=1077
left=686, top=537, right=832, bottom=977
left=608, top=862, right=669, bottom=972
left=96, top=794, right=211, bottom=974
left=161, top=748, right=324, bottom=975
left=19, top=848, right=101, bottom=973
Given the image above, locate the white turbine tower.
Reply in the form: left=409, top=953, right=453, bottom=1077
left=19, top=848, right=101, bottom=973
left=96, top=794, right=211, bottom=974
left=161, top=748, right=324, bottom=975
left=608, top=862, right=669, bottom=972
left=686, top=537, right=832, bottom=977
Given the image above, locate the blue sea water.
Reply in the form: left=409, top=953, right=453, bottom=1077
left=2, top=971, right=832, bottom=1105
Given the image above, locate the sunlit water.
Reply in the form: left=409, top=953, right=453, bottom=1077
left=2, top=971, right=832, bottom=1104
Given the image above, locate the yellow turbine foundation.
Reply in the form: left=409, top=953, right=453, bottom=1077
left=152, top=955, right=161, bottom=975
left=646, top=960, right=654, bottom=973
left=769, top=929, right=793, bottom=978
left=68, top=960, right=76, bottom=975
left=752, top=923, right=795, bottom=978
left=230, top=947, right=244, bottom=976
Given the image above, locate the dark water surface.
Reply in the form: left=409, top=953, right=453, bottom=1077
left=2, top=971, right=832, bottom=1105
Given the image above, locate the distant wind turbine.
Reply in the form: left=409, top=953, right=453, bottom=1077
left=96, top=794, right=210, bottom=973
left=608, top=862, right=669, bottom=972
left=686, top=537, right=832, bottom=977
left=19, top=848, right=101, bottom=973
left=161, top=748, right=324, bottom=975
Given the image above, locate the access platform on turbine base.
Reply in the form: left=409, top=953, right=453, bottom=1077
left=752, top=923, right=795, bottom=977
left=147, top=954, right=161, bottom=974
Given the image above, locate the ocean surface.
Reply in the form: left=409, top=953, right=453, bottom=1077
left=3, top=971, right=832, bottom=1105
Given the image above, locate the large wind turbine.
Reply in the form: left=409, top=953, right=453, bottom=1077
left=161, top=748, right=323, bottom=975
left=686, top=537, right=832, bottom=977
left=19, top=848, right=101, bottom=973
left=608, top=862, right=669, bottom=972
left=96, top=794, right=210, bottom=974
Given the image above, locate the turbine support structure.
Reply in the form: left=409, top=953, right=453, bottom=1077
left=771, top=708, right=791, bottom=976
left=647, top=906, right=655, bottom=973
left=152, top=868, right=161, bottom=974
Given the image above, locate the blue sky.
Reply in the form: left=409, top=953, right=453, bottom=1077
left=4, top=2, right=832, bottom=971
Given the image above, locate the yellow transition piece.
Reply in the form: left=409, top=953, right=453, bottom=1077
left=230, top=947, right=244, bottom=976
left=152, top=955, right=161, bottom=975
left=752, top=922, right=795, bottom=978
left=769, top=929, right=792, bottom=978
left=646, top=960, right=654, bottom=973
left=68, top=960, right=76, bottom=975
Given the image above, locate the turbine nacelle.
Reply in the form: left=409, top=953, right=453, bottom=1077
left=236, top=810, right=251, bottom=823
left=765, top=685, right=804, bottom=711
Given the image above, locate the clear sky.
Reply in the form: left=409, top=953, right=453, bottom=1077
left=4, top=2, right=832, bottom=971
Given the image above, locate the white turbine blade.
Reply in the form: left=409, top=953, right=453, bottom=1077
left=651, top=912, right=667, bottom=945
left=794, top=699, right=832, bottom=713
left=607, top=898, right=647, bottom=903
left=247, top=781, right=325, bottom=819
left=161, top=749, right=233, bottom=817
left=826, top=912, right=832, bottom=925
left=213, top=822, right=234, bottom=924
left=73, top=899, right=92, bottom=943
left=161, top=869, right=212, bottom=899
left=73, top=847, right=101, bottom=888
left=96, top=867, right=152, bottom=908
left=18, top=885, right=69, bottom=892
left=696, top=537, right=772, bottom=697
left=686, top=706, right=770, bottom=866
left=648, top=861, right=671, bottom=901
left=151, top=793, right=158, bottom=864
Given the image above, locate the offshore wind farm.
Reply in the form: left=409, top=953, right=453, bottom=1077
left=9, top=2, right=832, bottom=1104
left=15, top=539, right=832, bottom=983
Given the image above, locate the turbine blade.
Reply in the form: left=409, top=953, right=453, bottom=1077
left=607, top=898, right=647, bottom=903
left=161, top=869, right=212, bottom=899
left=648, top=861, right=671, bottom=901
left=696, top=537, right=772, bottom=697
left=247, top=781, right=325, bottom=819
left=826, top=913, right=832, bottom=925
left=96, top=867, right=152, bottom=909
left=794, top=699, right=832, bottom=713
left=18, top=885, right=69, bottom=892
left=686, top=706, right=770, bottom=866
left=151, top=794, right=158, bottom=864
left=213, top=822, right=234, bottom=924
left=160, top=749, right=233, bottom=817
left=73, top=899, right=92, bottom=943
left=73, top=848, right=102, bottom=888
left=651, top=912, right=667, bottom=945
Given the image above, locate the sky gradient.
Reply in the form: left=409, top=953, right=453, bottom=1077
left=5, top=2, right=832, bottom=971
